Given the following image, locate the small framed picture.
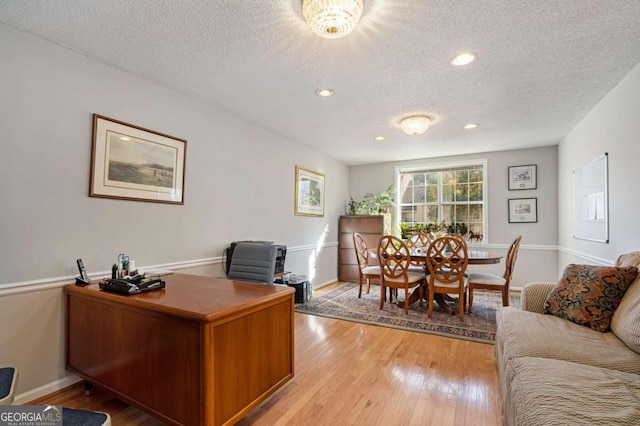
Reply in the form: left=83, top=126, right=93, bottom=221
left=508, top=164, right=537, bottom=190
left=90, top=114, right=187, bottom=204
left=295, top=166, right=325, bottom=217
left=508, top=198, right=537, bottom=223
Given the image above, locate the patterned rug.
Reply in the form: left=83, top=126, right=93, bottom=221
left=295, top=282, right=520, bottom=344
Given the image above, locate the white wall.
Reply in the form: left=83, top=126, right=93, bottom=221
left=0, top=24, right=348, bottom=398
left=558, top=62, right=640, bottom=269
left=5, top=18, right=639, bottom=401
left=349, top=146, right=559, bottom=288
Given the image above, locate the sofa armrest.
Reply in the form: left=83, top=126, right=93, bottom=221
left=521, top=282, right=556, bottom=313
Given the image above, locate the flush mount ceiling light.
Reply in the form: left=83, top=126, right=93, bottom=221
left=373, top=136, right=386, bottom=141
left=400, top=115, right=431, bottom=136
left=316, top=88, right=335, bottom=97
left=303, top=0, right=364, bottom=39
left=463, top=123, right=478, bottom=129
left=451, top=52, right=476, bottom=66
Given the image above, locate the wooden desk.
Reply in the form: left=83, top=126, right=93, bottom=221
left=65, top=274, right=295, bottom=426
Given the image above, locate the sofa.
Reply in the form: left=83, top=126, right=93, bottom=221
left=495, top=252, right=640, bottom=426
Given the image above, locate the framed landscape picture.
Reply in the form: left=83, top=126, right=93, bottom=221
left=90, top=114, right=187, bottom=204
left=295, top=166, right=325, bottom=217
left=508, top=198, right=537, bottom=223
left=508, top=164, right=537, bottom=190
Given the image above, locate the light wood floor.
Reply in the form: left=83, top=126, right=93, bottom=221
left=32, top=285, right=502, bottom=425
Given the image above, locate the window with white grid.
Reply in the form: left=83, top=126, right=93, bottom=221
left=396, top=160, right=487, bottom=236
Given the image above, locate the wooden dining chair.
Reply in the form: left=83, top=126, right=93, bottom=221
left=353, top=232, right=380, bottom=298
left=447, top=233, right=466, bottom=243
left=378, top=235, right=425, bottom=314
left=425, top=236, right=469, bottom=321
left=406, top=232, right=432, bottom=272
left=468, top=235, right=521, bottom=312
left=407, top=232, right=432, bottom=247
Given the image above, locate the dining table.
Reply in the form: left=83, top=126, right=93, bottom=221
left=407, top=248, right=503, bottom=313
left=370, top=247, right=503, bottom=314
left=410, top=248, right=502, bottom=265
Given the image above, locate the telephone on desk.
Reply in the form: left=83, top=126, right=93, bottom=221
left=99, top=277, right=165, bottom=295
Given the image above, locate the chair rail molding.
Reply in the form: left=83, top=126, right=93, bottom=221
left=557, top=246, right=614, bottom=266
left=0, top=241, right=340, bottom=296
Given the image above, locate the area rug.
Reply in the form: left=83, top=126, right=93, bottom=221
left=295, top=282, right=520, bottom=344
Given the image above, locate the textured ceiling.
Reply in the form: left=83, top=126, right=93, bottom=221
left=1, top=1, right=640, bottom=165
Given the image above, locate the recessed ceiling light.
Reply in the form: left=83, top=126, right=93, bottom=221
left=373, top=136, right=386, bottom=141
left=451, top=52, right=476, bottom=66
left=316, top=88, right=334, bottom=97
left=120, top=137, right=130, bottom=140
left=463, top=123, right=478, bottom=129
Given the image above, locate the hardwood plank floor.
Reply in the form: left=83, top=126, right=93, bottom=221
left=32, top=286, right=502, bottom=425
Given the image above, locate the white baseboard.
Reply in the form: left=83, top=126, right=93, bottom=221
left=312, top=278, right=338, bottom=289
left=14, top=374, right=82, bottom=405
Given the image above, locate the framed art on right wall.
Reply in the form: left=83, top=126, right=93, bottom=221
left=508, top=164, right=537, bottom=190
left=508, top=198, right=537, bottom=223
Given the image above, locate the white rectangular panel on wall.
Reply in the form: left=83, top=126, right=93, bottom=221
left=573, top=153, right=608, bottom=243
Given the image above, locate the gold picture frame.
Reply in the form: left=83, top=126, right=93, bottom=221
left=90, top=114, right=187, bottom=204
left=295, top=166, right=325, bottom=217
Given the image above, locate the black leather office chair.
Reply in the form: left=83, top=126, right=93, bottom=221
left=0, top=367, right=17, bottom=405
left=0, top=366, right=112, bottom=424
left=227, top=242, right=277, bottom=284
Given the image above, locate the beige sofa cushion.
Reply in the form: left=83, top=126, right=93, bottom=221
left=496, top=307, right=640, bottom=374
left=611, top=251, right=640, bottom=354
left=504, top=356, right=640, bottom=426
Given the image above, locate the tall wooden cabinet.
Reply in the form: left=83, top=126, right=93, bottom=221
left=338, top=215, right=384, bottom=282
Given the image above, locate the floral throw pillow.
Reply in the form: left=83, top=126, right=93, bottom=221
left=544, top=264, right=638, bottom=332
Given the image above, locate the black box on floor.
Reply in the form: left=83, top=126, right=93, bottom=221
left=287, top=281, right=312, bottom=304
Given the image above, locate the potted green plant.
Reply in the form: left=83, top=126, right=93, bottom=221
left=446, top=222, right=469, bottom=236
left=362, top=185, right=396, bottom=214
left=347, top=197, right=368, bottom=215
left=400, top=223, right=410, bottom=239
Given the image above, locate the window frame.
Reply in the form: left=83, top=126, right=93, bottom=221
left=395, top=159, right=489, bottom=241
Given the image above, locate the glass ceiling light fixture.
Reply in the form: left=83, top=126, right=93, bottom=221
left=400, top=115, right=431, bottom=136
left=303, top=0, right=364, bottom=39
